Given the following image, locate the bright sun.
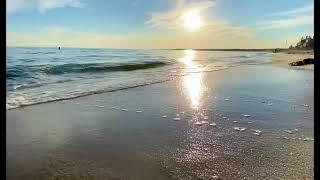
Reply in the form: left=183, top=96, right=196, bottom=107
left=183, top=10, right=203, bottom=32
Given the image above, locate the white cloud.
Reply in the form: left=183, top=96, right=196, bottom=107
left=43, top=25, right=71, bottom=34
left=269, top=3, right=313, bottom=17
left=258, top=3, right=313, bottom=30
left=145, top=0, right=254, bottom=40
left=146, top=0, right=214, bottom=30
left=258, top=15, right=313, bottom=30
left=7, top=0, right=85, bottom=15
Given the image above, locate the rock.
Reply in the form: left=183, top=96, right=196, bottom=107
left=289, top=58, right=314, bottom=66
left=303, top=58, right=314, bottom=64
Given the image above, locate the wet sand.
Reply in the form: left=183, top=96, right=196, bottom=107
left=6, top=65, right=314, bottom=179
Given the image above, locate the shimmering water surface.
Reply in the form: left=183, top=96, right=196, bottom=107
left=6, top=48, right=313, bottom=179
left=7, top=47, right=272, bottom=109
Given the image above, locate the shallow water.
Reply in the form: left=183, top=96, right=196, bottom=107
left=7, top=64, right=313, bottom=179
left=7, top=48, right=272, bottom=109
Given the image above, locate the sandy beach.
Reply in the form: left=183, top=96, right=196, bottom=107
left=271, top=50, right=314, bottom=70
left=6, top=53, right=314, bottom=179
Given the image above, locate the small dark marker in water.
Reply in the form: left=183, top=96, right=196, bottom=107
left=58, top=47, right=60, bottom=50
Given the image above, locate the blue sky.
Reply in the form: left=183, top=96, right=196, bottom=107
left=6, top=0, right=314, bottom=48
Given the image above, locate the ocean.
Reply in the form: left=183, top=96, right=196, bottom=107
left=6, top=47, right=272, bottom=109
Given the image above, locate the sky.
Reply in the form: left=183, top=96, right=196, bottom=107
left=6, top=0, right=314, bottom=49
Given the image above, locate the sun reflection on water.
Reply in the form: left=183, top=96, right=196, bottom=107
left=180, top=50, right=203, bottom=109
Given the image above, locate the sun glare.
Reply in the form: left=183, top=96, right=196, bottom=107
left=180, top=50, right=203, bottom=109
left=183, top=10, right=203, bottom=32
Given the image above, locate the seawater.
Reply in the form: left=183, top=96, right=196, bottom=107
left=6, top=47, right=272, bottom=109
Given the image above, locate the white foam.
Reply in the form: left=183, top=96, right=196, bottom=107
left=211, top=175, right=219, bottom=179
left=173, top=117, right=180, bottom=121
left=233, top=121, right=238, bottom=123
left=195, top=122, right=204, bottom=126
left=176, top=114, right=180, bottom=117
left=96, top=105, right=104, bottom=108
left=136, top=110, right=142, bottom=113
left=162, top=115, right=167, bottom=118
left=234, top=127, right=246, bottom=132
left=121, top=108, right=128, bottom=111
left=303, top=137, right=314, bottom=141
left=203, top=116, right=208, bottom=120
left=251, top=129, right=262, bottom=136
left=243, top=114, right=250, bottom=117
left=200, top=121, right=208, bottom=124
left=209, top=123, right=217, bottom=126
left=284, top=130, right=293, bottom=134
left=251, top=129, right=262, bottom=133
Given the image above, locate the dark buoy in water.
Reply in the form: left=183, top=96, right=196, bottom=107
left=58, top=47, right=60, bottom=50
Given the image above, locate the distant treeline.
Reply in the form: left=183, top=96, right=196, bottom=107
left=289, top=36, right=314, bottom=49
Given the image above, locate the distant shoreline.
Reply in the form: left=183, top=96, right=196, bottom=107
left=6, top=46, right=314, bottom=53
